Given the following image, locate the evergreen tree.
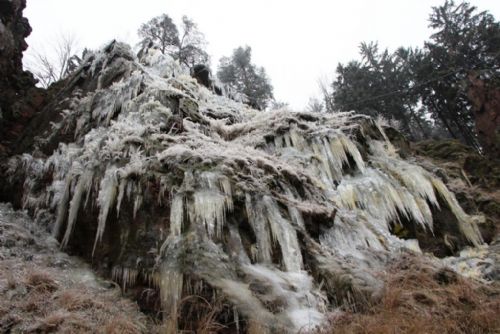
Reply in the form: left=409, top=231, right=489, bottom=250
left=138, top=14, right=179, bottom=55
left=217, top=46, right=273, bottom=110
left=419, top=0, right=500, bottom=149
left=138, top=14, right=209, bottom=67
left=330, top=42, right=431, bottom=139
left=328, top=1, right=500, bottom=146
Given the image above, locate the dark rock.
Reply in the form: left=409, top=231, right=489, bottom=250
left=190, top=64, right=222, bottom=96
left=191, top=64, right=211, bottom=88
left=0, top=0, right=46, bottom=156
left=467, top=72, right=500, bottom=160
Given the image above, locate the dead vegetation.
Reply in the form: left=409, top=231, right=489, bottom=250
left=315, top=255, right=500, bottom=334
left=0, top=204, right=158, bottom=333
left=1, top=265, right=154, bottom=333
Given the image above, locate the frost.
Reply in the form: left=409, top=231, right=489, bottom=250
left=94, top=167, right=118, bottom=254
left=186, top=172, right=233, bottom=238
left=245, top=194, right=272, bottom=264
left=169, top=195, right=184, bottom=237
left=431, top=177, right=483, bottom=246
left=62, top=168, right=94, bottom=247
left=263, top=196, right=303, bottom=272
left=12, top=40, right=487, bottom=332
left=159, top=265, right=183, bottom=333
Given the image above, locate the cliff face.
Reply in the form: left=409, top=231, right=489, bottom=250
left=1, top=40, right=494, bottom=333
left=0, top=0, right=45, bottom=156
left=467, top=73, right=500, bottom=160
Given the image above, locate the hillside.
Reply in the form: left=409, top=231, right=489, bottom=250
left=0, top=2, right=499, bottom=333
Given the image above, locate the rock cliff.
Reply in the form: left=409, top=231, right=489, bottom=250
left=1, top=41, right=495, bottom=333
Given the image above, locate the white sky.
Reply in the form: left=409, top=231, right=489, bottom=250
left=24, top=0, right=500, bottom=110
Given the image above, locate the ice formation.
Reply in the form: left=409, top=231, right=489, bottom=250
left=9, top=41, right=486, bottom=333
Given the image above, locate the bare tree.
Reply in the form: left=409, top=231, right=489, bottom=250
left=24, top=33, right=80, bottom=88
left=306, top=97, right=324, bottom=113
left=177, top=16, right=209, bottom=67
left=317, top=77, right=335, bottom=113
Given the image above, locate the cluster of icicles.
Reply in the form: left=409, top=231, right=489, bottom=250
left=10, top=42, right=484, bottom=333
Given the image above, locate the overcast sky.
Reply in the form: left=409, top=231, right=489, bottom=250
left=24, top=0, right=500, bottom=110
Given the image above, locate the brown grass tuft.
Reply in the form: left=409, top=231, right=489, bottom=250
left=315, top=256, right=500, bottom=334
left=25, top=270, right=58, bottom=292
left=56, top=289, right=100, bottom=311
left=103, top=316, right=144, bottom=334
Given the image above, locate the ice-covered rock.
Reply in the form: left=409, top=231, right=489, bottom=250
left=2, top=41, right=489, bottom=333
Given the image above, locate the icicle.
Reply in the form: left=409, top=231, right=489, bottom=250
left=62, top=169, right=94, bottom=247
left=312, top=140, right=334, bottom=185
left=133, top=192, right=143, bottom=219
left=112, top=266, right=138, bottom=290
left=144, top=271, right=161, bottom=288
left=281, top=184, right=305, bottom=228
left=116, top=178, right=127, bottom=217
left=123, top=267, right=138, bottom=290
left=289, top=126, right=305, bottom=150
left=93, top=167, right=119, bottom=254
left=159, top=264, right=183, bottom=334
left=219, top=176, right=233, bottom=211
left=320, top=215, right=387, bottom=258
left=52, top=174, right=73, bottom=239
left=336, top=169, right=434, bottom=230
left=325, top=137, right=347, bottom=180
left=234, top=307, right=240, bottom=334
left=283, top=133, right=292, bottom=147
left=321, top=137, right=343, bottom=180
left=370, top=140, right=438, bottom=207
left=263, top=196, right=303, bottom=272
left=245, top=194, right=272, bottom=264
left=274, top=136, right=283, bottom=149
left=228, top=225, right=251, bottom=263
left=158, top=176, right=169, bottom=205
left=339, top=134, right=365, bottom=173
left=415, top=197, right=433, bottom=230
left=374, top=116, right=398, bottom=156
left=187, top=172, right=233, bottom=238
left=191, top=190, right=227, bottom=238
left=169, top=195, right=183, bottom=237
left=431, top=177, right=483, bottom=246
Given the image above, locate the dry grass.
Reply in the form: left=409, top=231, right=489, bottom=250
left=178, top=294, right=229, bottom=334
left=0, top=205, right=160, bottom=334
left=103, top=316, right=144, bottom=334
left=0, top=267, right=155, bottom=333
left=315, top=255, right=500, bottom=334
left=56, top=289, right=101, bottom=311
left=25, top=269, right=59, bottom=292
left=0, top=260, right=158, bottom=333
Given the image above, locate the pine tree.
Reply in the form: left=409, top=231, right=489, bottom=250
left=419, top=0, right=500, bottom=149
left=217, top=46, right=273, bottom=110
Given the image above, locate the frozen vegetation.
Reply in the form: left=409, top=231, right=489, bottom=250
left=6, top=41, right=491, bottom=333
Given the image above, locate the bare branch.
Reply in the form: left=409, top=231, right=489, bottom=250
left=24, top=32, right=80, bottom=88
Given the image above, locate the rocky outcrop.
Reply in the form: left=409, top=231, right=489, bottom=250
left=467, top=73, right=500, bottom=160
left=0, top=0, right=45, bottom=156
left=415, top=139, right=500, bottom=247
left=1, top=41, right=492, bottom=333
